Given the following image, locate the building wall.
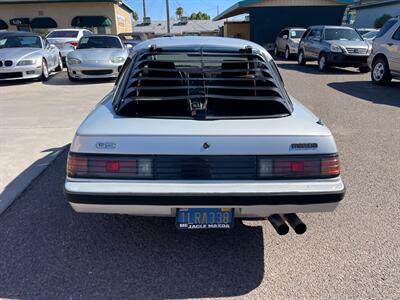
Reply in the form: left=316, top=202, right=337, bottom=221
left=113, top=4, right=133, bottom=33
left=224, top=22, right=250, bottom=40
left=250, top=5, right=347, bottom=50
left=0, top=2, right=132, bottom=34
left=354, top=3, right=400, bottom=28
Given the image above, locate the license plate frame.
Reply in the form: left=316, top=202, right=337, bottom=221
left=176, top=208, right=234, bottom=230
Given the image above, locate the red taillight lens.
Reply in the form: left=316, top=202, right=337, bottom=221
left=67, top=153, right=152, bottom=179
left=67, top=41, right=78, bottom=47
left=258, top=155, right=340, bottom=179
left=321, top=156, right=340, bottom=176
left=105, top=161, right=120, bottom=172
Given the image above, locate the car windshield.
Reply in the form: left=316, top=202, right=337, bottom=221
left=325, top=28, right=362, bottom=41
left=115, top=50, right=292, bottom=119
left=77, top=36, right=122, bottom=49
left=363, top=31, right=378, bottom=39
left=47, top=30, right=79, bottom=38
left=0, top=36, right=41, bottom=48
left=290, top=30, right=306, bottom=38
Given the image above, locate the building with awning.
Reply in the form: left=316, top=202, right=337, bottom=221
left=0, top=0, right=135, bottom=35
left=214, top=0, right=354, bottom=50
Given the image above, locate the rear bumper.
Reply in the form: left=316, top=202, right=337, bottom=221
left=326, top=53, right=369, bottom=67
left=65, top=177, right=345, bottom=217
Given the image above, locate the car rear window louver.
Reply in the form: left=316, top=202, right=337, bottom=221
left=117, top=46, right=291, bottom=119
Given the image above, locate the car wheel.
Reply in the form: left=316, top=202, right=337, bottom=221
left=55, top=55, right=63, bottom=72
left=371, top=58, right=392, bottom=85
left=39, top=59, right=49, bottom=81
left=67, top=70, right=79, bottom=82
left=273, top=45, right=279, bottom=57
left=298, top=50, right=306, bottom=65
left=284, top=47, right=290, bottom=60
left=318, top=53, right=329, bottom=72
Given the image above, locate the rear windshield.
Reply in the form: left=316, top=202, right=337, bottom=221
left=115, top=49, right=291, bottom=119
left=290, top=30, right=306, bottom=38
left=77, top=36, right=122, bottom=49
left=325, top=28, right=362, bottom=41
left=47, top=30, right=79, bottom=38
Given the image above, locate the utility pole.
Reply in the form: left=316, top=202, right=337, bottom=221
left=166, top=0, right=171, bottom=34
left=143, top=0, right=147, bottom=18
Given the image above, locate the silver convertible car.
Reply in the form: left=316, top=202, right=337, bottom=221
left=0, top=31, right=62, bottom=81
left=65, top=37, right=345, bottom=234
left=66, top=35, right=128, bottom=81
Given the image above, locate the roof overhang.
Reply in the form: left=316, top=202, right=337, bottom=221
left=213, top=0, right=354, bottom=21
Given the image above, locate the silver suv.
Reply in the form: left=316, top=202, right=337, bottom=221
left=274, top=28, right=306, bottom=60
left=368, top=17, right=400, bottom=85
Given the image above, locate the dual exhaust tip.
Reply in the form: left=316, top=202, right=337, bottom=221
left=268, top=214, right=307, bottom=235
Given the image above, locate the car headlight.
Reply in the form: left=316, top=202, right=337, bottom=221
left=17, top=59, right=37, bottom=66
left=330, top=44, right=342, bottom=53
left=111, top=56, right=125, bottom=63
left=67, top=58, right=81, bottom=65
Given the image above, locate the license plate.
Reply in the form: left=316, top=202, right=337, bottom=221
left=176, top=208, right=233, bottom=230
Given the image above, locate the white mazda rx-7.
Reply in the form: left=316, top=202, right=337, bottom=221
left=64, top=36, right=345, bottom=234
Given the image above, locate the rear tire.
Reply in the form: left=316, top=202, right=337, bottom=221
left=318, top=53, right=329, bottom=72
left=55, top=55, right=63, bottom=72
left=273, top=45, right=279, bottom=57
left=284, top=47, right=291, bottom=60
left=298, top=50, right=306, bottom=65
left=371, top=58, right=392, bottom=85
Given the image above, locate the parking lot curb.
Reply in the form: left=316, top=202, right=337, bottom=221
left=0, top=146, right=67, bottom=216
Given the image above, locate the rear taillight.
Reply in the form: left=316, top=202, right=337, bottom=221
left=258, top=155, right=340, bottom=179
left=67, top=41, right=78, bottom=47
left=67, top=153, right=153, bottom=179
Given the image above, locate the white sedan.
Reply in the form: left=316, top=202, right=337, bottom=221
left=65, top=37, right=345, bottom=234
left=0, top=31, right=62, bottom=81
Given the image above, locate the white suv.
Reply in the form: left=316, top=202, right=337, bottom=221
left=46, top=29, right=92, bottom=66
left=368, top=17, right=400, bottom=85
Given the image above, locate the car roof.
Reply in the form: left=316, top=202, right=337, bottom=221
left=309, top=25, right=354, bottom=30
left=49, top=28, right=86, bottom=31
left=134, top=36, right=269, bottom=55
left=0, top=31, right=40, bottom=38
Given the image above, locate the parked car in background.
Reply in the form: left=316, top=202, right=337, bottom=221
left=118, top=32, right=147, bottom=49
left=65, top=36, right=345, bottom=233
left=356, top=28, right=378, bottom=36
left=66, top=35, right=129, bottom=81
left=298, top=25, right=371, bottom=72
left=368, top=17, right=400, bottom=85
left=47, top=29, right=92, bottom=66
left=362, top=31, right=379, bottom=43
left=0, top=31, right=62, bottom=81
left=274, top=27, right=306, bottom=60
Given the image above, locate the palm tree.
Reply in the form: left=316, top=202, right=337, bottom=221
left=176, top=7, right=184, bottom=18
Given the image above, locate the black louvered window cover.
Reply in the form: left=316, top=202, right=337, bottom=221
left=116, top=48, right=291, bottom=119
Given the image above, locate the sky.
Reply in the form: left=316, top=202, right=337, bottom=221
left=129, top=0, right=240, bottom=20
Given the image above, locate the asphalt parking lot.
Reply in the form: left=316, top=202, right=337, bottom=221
left=0, top=62, right=399, bottom=299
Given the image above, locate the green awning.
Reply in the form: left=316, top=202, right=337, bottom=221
left=0, top=19, right=8, bottom=30
left=71, top=16, right=112, bottom=27
left=30, top=17, right=57, bottom=29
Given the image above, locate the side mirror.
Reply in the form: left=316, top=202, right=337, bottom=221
left=283, top=35, right=288, bottom=40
